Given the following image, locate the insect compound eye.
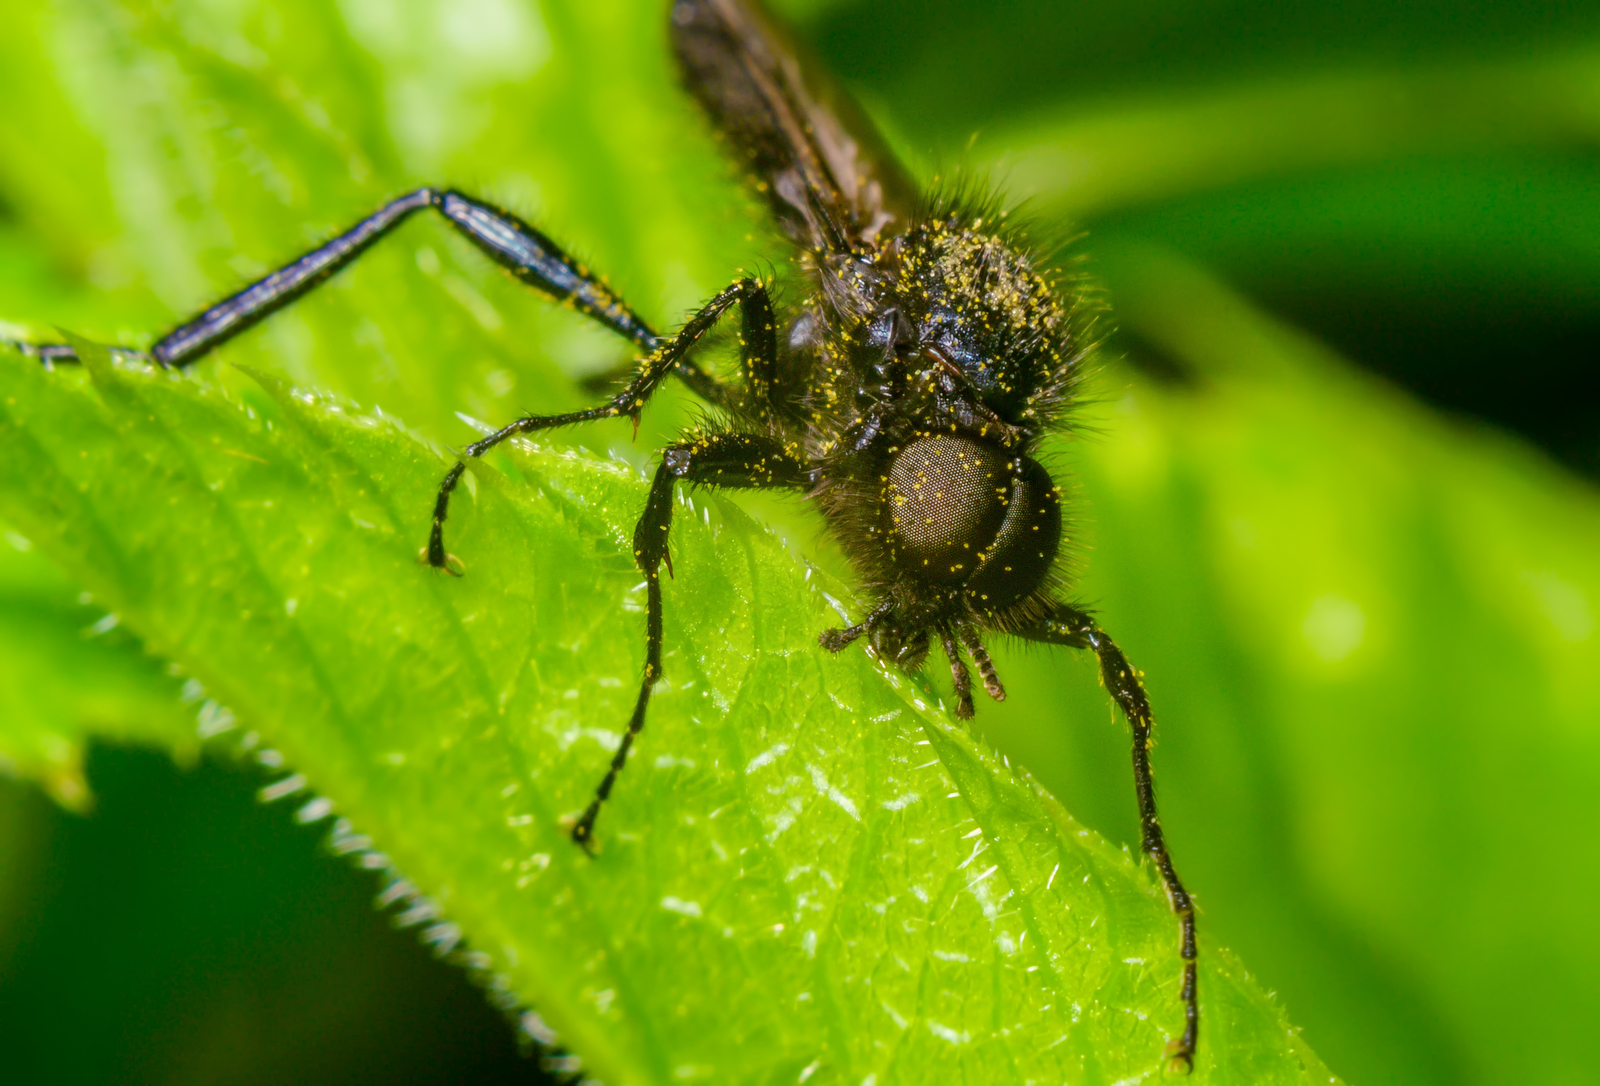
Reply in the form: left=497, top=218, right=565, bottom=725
left=884, top=434, right=1011, bottom=585
left=883, top=434, right=1058, bottom=610
left=963, top=452, right=1060, bottom=614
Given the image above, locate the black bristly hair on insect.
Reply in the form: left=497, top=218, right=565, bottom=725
left=7, top=0, right=1199, bottom=1071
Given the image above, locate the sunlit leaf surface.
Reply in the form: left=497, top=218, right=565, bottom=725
left=0, top=349, right=1333, bottom=1083
left=3, top=1, right=1598, bottom=1084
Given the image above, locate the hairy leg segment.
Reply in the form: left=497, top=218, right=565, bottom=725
left=570, top=432, right=808, bottom=850
left=1022, top=604, right=1199, bottom=1072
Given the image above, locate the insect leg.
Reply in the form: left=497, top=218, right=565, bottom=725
left=937, top=629, right=975, bottom=719
left=428, top=276, right=777, bottom=568
left=569, top=274, right=776, bottom=417
left=570, top=432, right=808, bottom=852
left=567, top=275, right=781, bottom=416
left=728, top=276, right=782, bottom=414
left=817, top=601, right=892, bottom=651
left=1019, top=605, right=1199, bottom=1074
left=13, top=190, right=446, bottom=367
left=4, top=187, right=726, bottom=398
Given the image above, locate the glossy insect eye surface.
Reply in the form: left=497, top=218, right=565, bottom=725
left=964, top=452, right=1060, bottom=613
left=883, top=434, right=1060, bottom=610
left=885, top=434, right=1013, bottom=583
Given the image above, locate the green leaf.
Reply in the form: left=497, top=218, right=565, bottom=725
left=0, top=509, right=190, bottom=809
left=0, top=349, right=1332, bottom=1084
left=1073, top=245, right=1600, bottom=1086
left=12, top=2, right=1600, bottom=1085
left=0, top=3, right=1343, bottom=1079
left=986, top=48, right=1600, bottom=219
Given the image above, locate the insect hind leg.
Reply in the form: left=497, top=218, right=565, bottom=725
left=3, top=341, right=147, bottom=366
left=9, top=188, right=668, bottom=370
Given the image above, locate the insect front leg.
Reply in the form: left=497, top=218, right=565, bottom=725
left=1020, top=604, right=1199, bottom=1074
left=569, top=432, right=808, bottom=852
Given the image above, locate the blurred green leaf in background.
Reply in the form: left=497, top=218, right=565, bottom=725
left=2, top=0, right=1598, bottom=1084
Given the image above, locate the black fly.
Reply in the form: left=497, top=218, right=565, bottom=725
left=9, top=0, right=1199, bottom=1069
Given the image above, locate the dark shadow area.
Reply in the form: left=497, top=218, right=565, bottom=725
left=0, top=744, right=553, bottom=1086
left=1090, top=155, right=1600, bottom=479
left=806, top=0, right=1600, bottom=143
left=1232, top=276, right=1600, bottom=477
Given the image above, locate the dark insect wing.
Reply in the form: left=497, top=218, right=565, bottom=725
left=669, top=0, right=920, bottom=253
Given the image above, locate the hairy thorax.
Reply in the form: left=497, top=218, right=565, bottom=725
left=792, top=210, right=1082, bottom=650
